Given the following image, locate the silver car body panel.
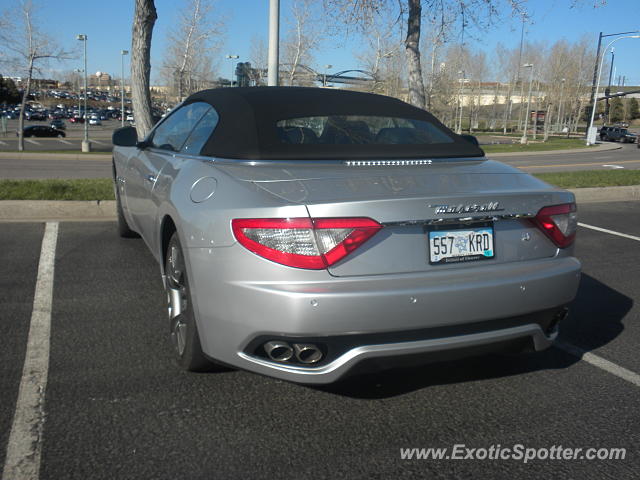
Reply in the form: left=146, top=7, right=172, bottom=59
left=112, top=147, right=581, bottom=383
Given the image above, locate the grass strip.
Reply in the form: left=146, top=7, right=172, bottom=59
left=482, top=138, right=592, bottom=153
left=533, top=170, right=640, bottom=189
left=0, top=179, right=115, bottom=201
left=0, top=170, right=639, bottom=201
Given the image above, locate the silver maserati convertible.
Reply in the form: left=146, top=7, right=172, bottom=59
left=112, top=87, right=581, bottom=384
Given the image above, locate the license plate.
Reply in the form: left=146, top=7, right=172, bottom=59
left=428, top=226, right=494, bottom=265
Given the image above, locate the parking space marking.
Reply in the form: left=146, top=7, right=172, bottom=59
left=0, top=140, right=7, bottom=145
left=91, top=139, right=107, bottom=145
left=2, top=222, right=58, bottom=480
left=25, top=139, right=41, bottom=145
left=556, top=341, right=640, bottom=388
left=578, top=222, right=640, bottom=242
left=57, top=139, right=72, bottom=145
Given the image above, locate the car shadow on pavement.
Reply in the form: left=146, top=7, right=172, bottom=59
left=318, top=273, right=632, bottom=399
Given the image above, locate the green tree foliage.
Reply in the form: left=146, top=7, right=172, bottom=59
left=609, top=97, right=624, bottom=123
left=627, top=98, right=640, bottom=120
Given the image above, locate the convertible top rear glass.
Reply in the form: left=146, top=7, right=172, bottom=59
left=183, top=87, right=484, bottom=160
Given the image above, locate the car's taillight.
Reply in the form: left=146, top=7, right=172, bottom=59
left=231, top=217, right=382, bottom=269
left=531, top=203, right=577, bottom=248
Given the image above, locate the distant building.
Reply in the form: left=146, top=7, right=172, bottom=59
left=89, top=71, right=112, bottom=89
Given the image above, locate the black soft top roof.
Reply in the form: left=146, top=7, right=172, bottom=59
left=183, top=87, right=484, bottom=160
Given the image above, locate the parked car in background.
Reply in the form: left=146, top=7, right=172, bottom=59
left=50, top=119, right=66, bottom=130
left=69, top=116, right=85, bottom=124
left=19, top=125, right=66, bottom=138
left=112, top=87, right=581, bottom=384
left=599, top=126, right=637, bottom=143
left=89, top=117, right=102, bottom=125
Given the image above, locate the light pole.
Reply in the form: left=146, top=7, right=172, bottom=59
left=586, top=35, right=640, bottom=145
left=555, top=78, right=566, bottom=133
left=588, top=30, right=640, bottom=123
left=268, top=0, right=280, bottom=86
left=323, top=64, right=332, bottom=87
left=520, top=64, right=534, bottom=145
left=77, top=34, right=90, bottom=152
left=226, top=54, right=239, bottom=87
left=120, top=50, right=128, bottom=127
left=456, top=70, right=466, bottom=134
left=604, top=48, right=615, bottom=124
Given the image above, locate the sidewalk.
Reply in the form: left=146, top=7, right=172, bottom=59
left=0, top=151, right=110, bottom=161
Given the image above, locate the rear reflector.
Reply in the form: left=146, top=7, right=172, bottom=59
left=232, top=217, right=382, bottom=269
left=531, top=203, right=577, bottom=248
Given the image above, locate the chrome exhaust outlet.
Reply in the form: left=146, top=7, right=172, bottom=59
left=263, top=341, right=293, bottom=362
left=293, top=343, right=323, bottom=364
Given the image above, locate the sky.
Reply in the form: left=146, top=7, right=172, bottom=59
left=1, top=0, right=639, bottom=86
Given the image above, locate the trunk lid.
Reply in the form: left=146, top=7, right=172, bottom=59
left=217, top=158, right=574, bottom=276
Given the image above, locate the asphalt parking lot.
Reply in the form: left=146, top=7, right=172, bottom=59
left=1, top=201, right=639, bottom=479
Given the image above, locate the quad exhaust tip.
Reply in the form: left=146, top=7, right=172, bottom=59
left=293, top=343, right=323, bottom=364
left=263, top=341, right=293, bottom=362
left=263, top=341, right=323, bottom=364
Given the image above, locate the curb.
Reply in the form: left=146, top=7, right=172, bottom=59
left=0, top=200, right=116, bottom=221
left=0, top=152, right=111, bottom=161
left=570, top=185, right=640, bottom=204
left=0, top=186, right=638, bottom=221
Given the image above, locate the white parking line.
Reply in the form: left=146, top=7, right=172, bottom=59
left=25, top=139, right=41, bottom=145
left=578, top=222, right=640, bottom=242
left=91, top=139, right=106, bottom=145
left=2, top=222, right=58, bottom=480
left=556, top=341, right=640, bottom=388
left=58, top=139, right=72, bottom=145
left=0, top=140, right=7, bottom=145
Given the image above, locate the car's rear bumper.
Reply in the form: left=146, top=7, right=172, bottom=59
left=186, top=248, right=581, bottom=384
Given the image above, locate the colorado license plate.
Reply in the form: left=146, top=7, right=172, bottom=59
left=428, top=226, right=494, bottom=265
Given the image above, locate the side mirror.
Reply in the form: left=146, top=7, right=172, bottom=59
left=112, top=126, right=138, bottom=147
left=460, top=134, right=480, bottom=147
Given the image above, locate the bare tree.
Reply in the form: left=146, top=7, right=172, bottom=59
left=161, top=0, right=223, bottom=101
left=283, top=0, right=324, bottom=86
left=0, top=0, right=73, bottom=151
left=248, top=35, right=268, bottom=85
left=355, top=12, right=401, bottom=94
left=325, top=0, right=529, bottom=109
left=131, top=0, right=157, bottom=139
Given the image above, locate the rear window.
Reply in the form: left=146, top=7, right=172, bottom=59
left=276, top=115, right=454, bottom=146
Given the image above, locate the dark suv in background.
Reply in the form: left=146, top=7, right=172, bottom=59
left=599, top=126, right=637, bottom=143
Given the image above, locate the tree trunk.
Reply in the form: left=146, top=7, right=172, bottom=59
left=131, top=0, right=157, bottom=139
left=404, top=0, right=425, bottom=109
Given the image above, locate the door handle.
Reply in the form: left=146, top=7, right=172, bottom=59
left=145, top=174, right=157, bottom=184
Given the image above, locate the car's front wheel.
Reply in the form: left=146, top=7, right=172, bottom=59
left=165, top=232, right=216, bottom=372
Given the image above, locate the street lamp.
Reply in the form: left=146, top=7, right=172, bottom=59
left=120, top=50, right=129, bottom=127
left=226, top=54, right=239, bottom=87
left=520, top=63, right=534, bottom=145
left=77, top=34, right=90, bottom=152
left=556, top=78, right=566, bottom=133
left=586, top=35, right=640, bottom=145
left=323, top=64, right=332, bottom=87
left=456, top=70, right=466, bottom=134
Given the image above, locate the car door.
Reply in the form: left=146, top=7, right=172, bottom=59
left=124, top=102, right=212, bottom=252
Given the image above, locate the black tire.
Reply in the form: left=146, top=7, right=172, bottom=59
left=165, top=232, right=216, bottom=372
left=113, top=179, right=139, bottom=238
